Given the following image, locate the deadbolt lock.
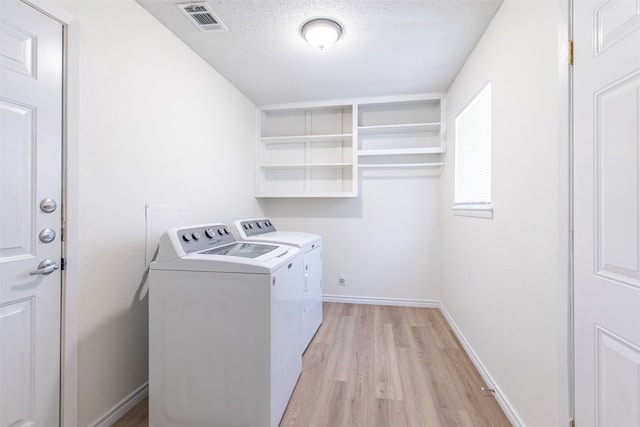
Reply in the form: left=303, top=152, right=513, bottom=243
left=40, top=198, right=57, bottom=213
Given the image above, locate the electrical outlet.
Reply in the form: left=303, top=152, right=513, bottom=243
left=338, top=274, right=347, bottom=286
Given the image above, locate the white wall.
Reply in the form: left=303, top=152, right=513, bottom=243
left=265, top=167, right=441, bottom=304
left=440, top=1, right=560, bottom=425
left=54, top=1, right=262, bottom=425
left=50, top=0, right=564, bottom=425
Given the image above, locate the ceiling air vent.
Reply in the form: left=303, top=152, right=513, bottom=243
left=178, top=3, right=228, bottom=32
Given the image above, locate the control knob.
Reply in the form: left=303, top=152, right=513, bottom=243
left=192, top=231, right=202, bottom=240
left=182, top=234, right=192, bottom=242
left=205, top=228, right=216, bottom=238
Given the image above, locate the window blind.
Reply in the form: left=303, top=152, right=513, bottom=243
left=454, top=82, right=492, bottom=207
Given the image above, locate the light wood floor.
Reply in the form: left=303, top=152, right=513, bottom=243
left=114, top=302, right=510, bottom=427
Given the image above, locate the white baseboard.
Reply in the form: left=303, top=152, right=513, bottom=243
left=323, top=294, right=439, bottom=308
left=91, top=382, right=148, bottom=427
left=438, top=303, right=524, bottom=427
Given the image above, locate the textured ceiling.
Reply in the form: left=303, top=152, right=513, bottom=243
left=136, top=0, right=503, bottom=105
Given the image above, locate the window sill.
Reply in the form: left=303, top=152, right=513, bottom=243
left=452, top=205, right=493, bottom=219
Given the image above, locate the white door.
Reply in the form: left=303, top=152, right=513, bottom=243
left=0, top=0, right=63, bottom=425
left=574, top=0, right=640, bottom=425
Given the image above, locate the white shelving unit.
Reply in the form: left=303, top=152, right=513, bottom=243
left=357, top=95, right=445, bottom=170
left=256, top=104, right=356, bottom=197
left=255, top=94, right=446, bottom=197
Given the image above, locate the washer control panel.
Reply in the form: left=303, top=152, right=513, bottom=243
left=178, top=224, right=235, bottom=254
left=239, top=218, right=277, bottom=237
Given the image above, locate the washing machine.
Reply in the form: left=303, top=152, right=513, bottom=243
left=149, top=223, right=302, bottom=427
left=232, top=218, right=322, bottom=353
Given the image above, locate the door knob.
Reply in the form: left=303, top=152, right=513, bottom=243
left=29, top=259, right=59, bottom=275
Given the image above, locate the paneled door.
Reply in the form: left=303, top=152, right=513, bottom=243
left=574, top=0, right=640, bottom=425
left=0, top=0, right=63, bottom=425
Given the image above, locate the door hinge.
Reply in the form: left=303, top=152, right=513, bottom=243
left=568, top=40, right=574, bottom=65
left=60, top=258, right=66, bottom=271
left=569, top=418, right=575, bottom=427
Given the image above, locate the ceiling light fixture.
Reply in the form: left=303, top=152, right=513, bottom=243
left=301, top=18, right=343, bottom=51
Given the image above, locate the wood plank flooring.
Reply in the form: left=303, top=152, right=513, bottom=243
left=113, top=302, right=510, bottom=427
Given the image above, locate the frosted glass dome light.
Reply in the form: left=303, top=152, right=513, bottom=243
left=301, top=18, right=343, bottom=51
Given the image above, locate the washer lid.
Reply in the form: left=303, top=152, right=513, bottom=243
left=200, top=242, right=278, bottom=258
left=241, top=231, right=321, bottom=248
left=231, top=219, right=321, bottom=248
left=151, top=243, right=299, bottom=273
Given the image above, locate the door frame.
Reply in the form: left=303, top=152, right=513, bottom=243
left=557, top=0, right=573, bottom=425
left=18, top=1, right=80, bottom=425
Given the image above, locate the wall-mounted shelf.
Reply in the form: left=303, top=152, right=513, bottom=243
left=359, top=162, right=444, bottom=169
left=357, top=147, right=445, bottom=156
left=357, top=122, right=440, bottom=135
left=260, top=163, right=353, bottom=169
left=260, top=133, right=353, bottom=144
left=357, top=96, right=445, bottom=156
left=255, top=95, right=446, bottom=197
left=256, top=104, right=355, bottom=197
left=254, top=192, right=357, bottom=198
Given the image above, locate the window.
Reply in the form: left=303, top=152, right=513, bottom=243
left=453, top=81, right=492, bottom=219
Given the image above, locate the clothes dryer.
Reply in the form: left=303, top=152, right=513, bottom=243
left=232, top=218, right=322, bottom=352
left=149, top=223, right=302, bottom=427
